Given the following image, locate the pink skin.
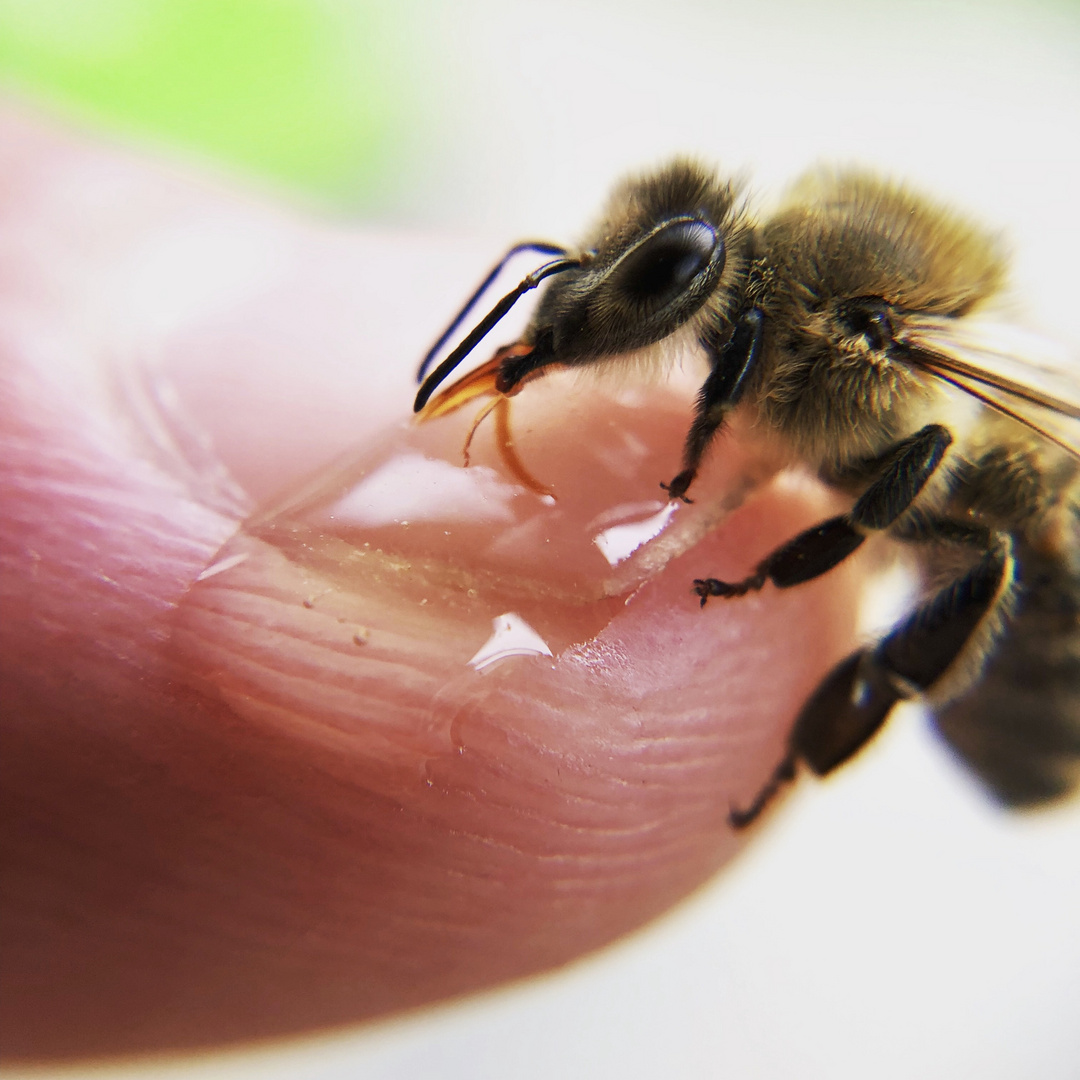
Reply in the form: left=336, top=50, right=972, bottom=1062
left=0, top=104, right=868, bottom=1061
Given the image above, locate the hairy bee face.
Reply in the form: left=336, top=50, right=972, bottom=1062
left=522, top=160, right=754, bottom=368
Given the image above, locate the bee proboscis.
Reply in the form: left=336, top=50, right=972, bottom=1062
left=414, top=161, right=1080, bottom=826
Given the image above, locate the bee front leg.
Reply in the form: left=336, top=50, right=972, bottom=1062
left=729, top=536, right=1011, bottom=828
left=662, top=307, right=763, bottom=502
left=694, top=423, right=953, bottom=603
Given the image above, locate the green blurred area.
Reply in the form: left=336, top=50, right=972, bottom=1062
left=0, top=0, right=419, bottom=206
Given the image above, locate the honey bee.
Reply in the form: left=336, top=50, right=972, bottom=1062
left=413, top=160, right=1080, bottom=827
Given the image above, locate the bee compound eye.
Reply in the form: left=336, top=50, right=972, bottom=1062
left=608, top=219, right=721, bottom=310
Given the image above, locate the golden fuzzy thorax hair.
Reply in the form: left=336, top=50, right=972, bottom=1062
left=750, top=170, right=1007, bottom=465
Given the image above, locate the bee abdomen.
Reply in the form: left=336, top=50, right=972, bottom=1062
left=933, top=537, right=1080, bottom=805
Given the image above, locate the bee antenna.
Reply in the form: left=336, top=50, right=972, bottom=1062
left=416, top=241, right=570, bottom=384
left=414, top=254, right=579, bottom=413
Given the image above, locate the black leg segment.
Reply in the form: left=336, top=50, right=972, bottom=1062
left=695, top=425, right=953, bottom=605
left=728, top=540, right=1010, bottom=827
left=695, top=515, right=867, bottom=604
left=850, top=424, right=952, bottom=530
left=662, top=307, right=763, bottom=502
left=796, top=545, right=1008, bottom=771
left=877, top=546, right=1008, bottom=694
left=728, top=754, right=797, bottom=829
left=789, top=651, right=901, bottom=775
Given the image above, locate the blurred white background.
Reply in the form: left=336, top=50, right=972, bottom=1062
left=7, top=0, right=1080, bottom=1077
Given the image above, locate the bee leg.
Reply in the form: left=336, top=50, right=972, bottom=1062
left=695, top=424, right=952, bottom=603
left=728, top=753, right=798, bottom=829
left=662, top=307, right=763, bottom=502
left=730, top=540, right=1009, bottom=827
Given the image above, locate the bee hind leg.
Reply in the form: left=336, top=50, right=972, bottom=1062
left=695, top=423, right=953, bottom=604
left=729, top=537, right=1010, bottom=827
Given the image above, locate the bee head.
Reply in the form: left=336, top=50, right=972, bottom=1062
left=414, top=160, right=752, bottom=413
left=522, top=213, right=726, bottom=370
left=522, top=160, right=752, bottom=371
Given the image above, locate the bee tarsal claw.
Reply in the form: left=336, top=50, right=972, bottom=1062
left=662, top=486, right=694, bottom=505
left=694, top=573, right=767, bottom=604
left=693, top=578, right=729, bottom=604
left=661, top=471, right=696, bottom=503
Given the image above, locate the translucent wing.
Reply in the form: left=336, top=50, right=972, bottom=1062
left=899, top=317, right=1080, bottom=460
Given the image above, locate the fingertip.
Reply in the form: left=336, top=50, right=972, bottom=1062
left=0, top=106, right=869, bottom=1058
left=161, top=369, right=865, bottom=1046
